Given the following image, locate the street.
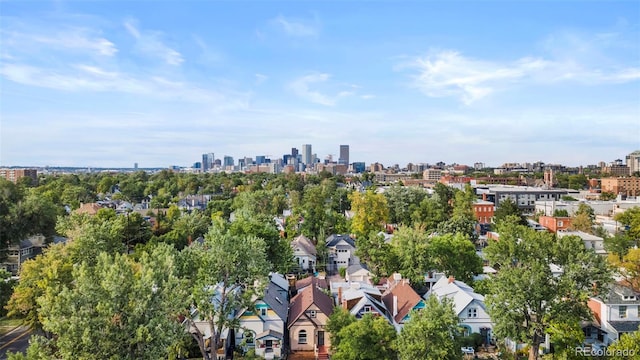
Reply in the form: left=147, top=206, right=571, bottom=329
left=0, top=326, right=30, bottom=360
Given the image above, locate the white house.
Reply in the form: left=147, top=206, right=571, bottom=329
left=345, top=264, right=372, bottom=284
left=326, top=234, right=359, bottom=273
left=332, top=281, right=393, bottom=325
left=426, top=276, right=493, bottom=344
left=291, top=235, right=317, bottom=273
left=587, top=282, right=640, bottom=346
left=557, top=230, right=607, bottom=255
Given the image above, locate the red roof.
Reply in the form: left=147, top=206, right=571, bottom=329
left=288, top=278, right=334, bottom=327
left=382, top=281, right=422, bottom=324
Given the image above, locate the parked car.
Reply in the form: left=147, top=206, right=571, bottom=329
left=462, top=346, right=475, bottom=355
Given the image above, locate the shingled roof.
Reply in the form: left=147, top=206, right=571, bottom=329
left=288, top=278, right=334, bottom=327
left=382, top=281, right=422, bottom=324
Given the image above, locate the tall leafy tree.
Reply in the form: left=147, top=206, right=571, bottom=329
left=349, top=189, right=388, bottom=239
left=327, top=307, right=356, bottom=351
left=384, top=185, right=427, bottom=226
left=428, top=233, right=483, bottom=284
left=411, top=196, right=447, bottom=231
left=493, top=197, right=526, bottom=226
left=182, top=222, right=270, bottom=360
left=355, top=232, right=397, bottom=278
left=484, top=223, right=611, bottom=360
left=332, top=314, right=398, bottom=360
left=397, top=295, right=462, bottom=360
left=570, top=203, right=595, bottom=233
left=37, top=245, right=187, bottom=360
left=391, top=225, right=431, bottom=285
left=606, top=326, right=640, bottom=360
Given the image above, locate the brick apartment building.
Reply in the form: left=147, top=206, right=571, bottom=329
left=539, top=216, right=572, bottom=233
left=601, top=177, right=640, bottom=197
left=0, top=168, right=38, bottom=184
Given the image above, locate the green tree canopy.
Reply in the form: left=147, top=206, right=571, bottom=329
left=349, top=189, right=388, bottom=240
left=331, top=314, right=397, bottom=360
left=397, top=295, right=462, bottom=360
left=484, top=223, right=611, bottom=360
left=181, top=221, right=270, bottom=360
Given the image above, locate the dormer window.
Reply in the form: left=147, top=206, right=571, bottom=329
left=309, top=310, right=316, bottom=318
left=261, top=308, right=267, bottom=316
left=622, top=295, right=637, bottom=301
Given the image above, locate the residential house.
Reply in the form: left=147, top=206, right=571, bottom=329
left=236, top=273, right=289, bottom=359
left=325, top=234, right=359, bottom=273
left=381, top=275, right=426, bottom=331
left=74, top=202, right=103, bottom=215
left=539, top=215, right=572, bottom=233
left=345, top=264, right=372, bottom=284
left=288, top=277, right=334, bottom=360
left=1, top=235, right=45, bottom=275
left=426, top=276, right=494, bottom=344
left=291, top=235, right=317, bottom=273
left=557, top=230, right=607, bottom=255
left=185, top=283, right=243, bottom=360
left=587, top=282, right=640, bottom=346
left=332, top=281, right=393, bottom=325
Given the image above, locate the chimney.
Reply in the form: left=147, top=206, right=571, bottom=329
left=393, top=295, right=398, bottom=317
left=482, top=193, right=487, bottom=201
left=448, top=276, right=455, bottom=284
left=286, top=274, right=297, bottom=298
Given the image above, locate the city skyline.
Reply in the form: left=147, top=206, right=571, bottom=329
left=1, top=1, right=639, bottom=168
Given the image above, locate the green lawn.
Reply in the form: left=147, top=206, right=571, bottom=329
left=0, top=317, right=23, bottom=336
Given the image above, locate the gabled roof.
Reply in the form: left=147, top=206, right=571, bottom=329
left=295, top=276, right=329, bottom=292
left=346, top=263, right=370, bottom=276
left=382, top=281, right=422, bottom=324
left=264, top=281, right=289, bottom=322
left=288, top=280, right=334, bottom=327
left=427, top=277, right=485, bottom=316
left=326, top=234, right=356, bottom=248
left=292, top=235, right=316, bottom=256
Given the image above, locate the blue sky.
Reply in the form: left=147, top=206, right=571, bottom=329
left=1, top=1, right=639, bottom=168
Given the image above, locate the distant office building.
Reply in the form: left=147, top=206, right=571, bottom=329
left=291, top=147, right=299, bottom=159
left=301, top=144, right=312, bottom=165
left=193, top=162, right=202, bottom=169
left=626, top=150, right=640, bottom=175
left=474, top=162, right=485, bottom=170
left=134, top=163, right=138, bottom=170
left=423, top=168, right=443, bottom=181
left=0, top=168, right=38, bottom=184
left=351, top=161, right=367, bottom=174
left=202, top=153, right=215, bottom=171
left=339, top=145, right=349, bottom=165
left=223, top=156, right=234, bottom=167
left=256, top=156, right=266, bottom=165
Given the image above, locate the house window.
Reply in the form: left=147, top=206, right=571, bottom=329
left=261, top=308, right=267, bottom=317
left=558, top=221, right=564, bottom=227
left=619, top=306, right=627, bottom=319
left=298, top=330, right=307, bottom=344
left=309, top=310, right=316, bottom=318
left=364, top=305, right=371, bottom=313
left=467, top=308, right=478, bottom=318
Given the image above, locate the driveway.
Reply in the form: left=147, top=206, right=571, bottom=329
left=0, top=326, right=31, bottom=359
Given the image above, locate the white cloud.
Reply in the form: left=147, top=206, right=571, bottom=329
left=123, top=18, right=183, bottom=66
left=289, top=73, right=359, bottom=106
left=0, top=62, right=249, bottom=107
left=1, top=27, right=117, bottom=57
left=289, top=73, right=333, bottom=105
left=400, top=49, right=640, bottom=104
left=255, top=73, right=268, bottom=85
left=270, top=14, right=320, bottom=37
